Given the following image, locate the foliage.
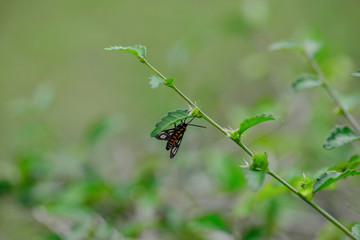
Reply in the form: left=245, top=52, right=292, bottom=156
left=323, top=125, right=360, bottom=149
left=105, top=45, right=146, bottom=61
left=150, top=109, right=192, bottom=137
left=289, top=74, right=323, bottom=93
left=312, top=170, right=360, bottom=194
left=2, top=3, right=360, bottom=239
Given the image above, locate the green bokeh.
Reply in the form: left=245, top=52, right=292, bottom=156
left=1, top=0, right=360, bottom=239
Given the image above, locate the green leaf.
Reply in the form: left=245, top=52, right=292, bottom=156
left=251, top=152, right=268, bottom=171
left=243, top=168, right=266, bottom=191
left=149, top=75, right=164, bottom=88
left=164, top=78, right=175, bottom=87
left=303, top=39, right=323, bottom=58
left=312, top=170, right=360, bottom=194
left=268, top=40, right=303, bottom=52
left=292, top=174, right=314, bottom=199
left=105, top=44, right=146, bottom=61
left=352, top=222, right=360, bottom=240
left=323, top=125, right=360, bottom=150
left=150, top=109, right=192, bottom=137
left=191, top=213, right=230, bottom=233
left=350, top=70, right=360, bottom=78
left=328, top=154, right=360, bottom=172
left=237, top=113, right=280, bottom=136
left=289, top=74, right=322, bottom=93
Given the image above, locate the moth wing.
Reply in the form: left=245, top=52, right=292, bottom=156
left=170, top=137, right=183, bottom=158
left=155, top=128, right=175, bottom=140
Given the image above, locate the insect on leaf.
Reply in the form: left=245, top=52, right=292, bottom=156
left=151, top=109, right=192, bottom=137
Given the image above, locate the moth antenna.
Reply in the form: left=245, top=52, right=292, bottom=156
left=187, top=117, right=196, bottom=124
left=188, top=124, right=206, bottom=128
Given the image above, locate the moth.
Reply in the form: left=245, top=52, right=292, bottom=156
left=155, top=117, right=205, bottom=158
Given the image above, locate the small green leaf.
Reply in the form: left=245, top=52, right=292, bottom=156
left=352, top=222, right=360, bottom=240
left=268, top=40, right=303, bottom=52
left=237, top=113, right=280, bottom=136
left=243, top=168, right=266, bottom=191
left=191, top=213, right=230, bottom=233
left=105, top=44, right=146, bottom=61
left=164, top=78, right=175, bottom=87
left=312, top=170, right=360, bottom=194
left=190, top=107, right=202, bottom=118
left=323, top=125, right=360, bottom=150
left=251, top=152, right=268, bottom=171
left=328, top=154, right=360, bottom=172
left=149, top=75, right=164, bottom=88
left=303, top=39, right=323, bottom=58
left=289, top=74, right=322, bottom=93
left=292, top=174, right=314, bottom=199
left=151, top=109, right=192, bottom=137
left=350, top=70, right=360, bottom=78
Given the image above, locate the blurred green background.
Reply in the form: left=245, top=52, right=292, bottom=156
left=1, top=0, right=360, bottom=239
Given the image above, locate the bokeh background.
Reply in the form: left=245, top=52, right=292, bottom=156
left=1, top=0, right=360, bottom=239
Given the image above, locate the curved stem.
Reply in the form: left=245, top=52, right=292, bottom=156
left=307, top=55, right=360, bottom=134
left=139, top=56, right=355, bottom=239
left=267, top=170, right=355, bottom=239
left=142, top=57, right=253, bottom=155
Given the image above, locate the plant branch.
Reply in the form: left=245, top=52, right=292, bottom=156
left=139, top=56, right=354, bottom=239
left=267, top=170, right=355, bottom=239
left=307, top=55, right=360, bottom=134
left=141, top=57, right=253, bottom=155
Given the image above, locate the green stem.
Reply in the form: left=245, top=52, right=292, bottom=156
left=140, top=56, right=354, bottom=239
left=307, top=55, right=360, bottom=134
left=142, top=57, right=253, bottom=155
left=267, top=170, right=355, bottom=240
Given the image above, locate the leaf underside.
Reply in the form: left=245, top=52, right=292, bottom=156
left=104, top=44, right=146, bottom=59
left=350, top=70, right=360, bottom=78
left=149, top=75, right=164, bottom=88
left=289, top=75, right=322, bottom=93
left=151, top=109, right=192, bottom=137
left=268, top=40, right=303, bottom=52
left=323, top=125, right=360, bottom=150
left=351, top=222, right=360, bottom=240
left=312, top=170, right=360, bottom=194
